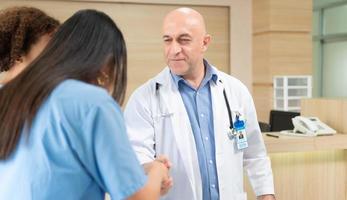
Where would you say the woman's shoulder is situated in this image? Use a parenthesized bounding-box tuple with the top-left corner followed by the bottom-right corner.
(39, 79, 121, 127)
(46, 79, 119, 116)
(52, 79, 112, 103)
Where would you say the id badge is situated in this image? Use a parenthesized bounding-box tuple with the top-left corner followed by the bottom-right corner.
(233, 114, 248, 150)
(235, 130, 248, 150)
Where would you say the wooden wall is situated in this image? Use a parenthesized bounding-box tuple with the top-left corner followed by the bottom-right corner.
(253, 0, 313, 122)
(0, 0, 231, 103)
(301, 98, 347, 134)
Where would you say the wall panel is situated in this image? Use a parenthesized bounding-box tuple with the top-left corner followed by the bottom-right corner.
(252, 0, 312, 122)
(0, 1, 229, 102)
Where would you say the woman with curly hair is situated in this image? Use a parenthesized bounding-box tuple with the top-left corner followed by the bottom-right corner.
(0, 6, 59, 85)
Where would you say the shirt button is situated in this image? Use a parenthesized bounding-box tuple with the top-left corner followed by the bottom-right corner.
(200, 113, 204, 117)
(211, 184, 216, 188)
(205, 137, 209, 141)
(209, 160, 213, 164)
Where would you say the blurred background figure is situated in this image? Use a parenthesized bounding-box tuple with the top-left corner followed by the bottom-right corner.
(0, 6, 60, 85)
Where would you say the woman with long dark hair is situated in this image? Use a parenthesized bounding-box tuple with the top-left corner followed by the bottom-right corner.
(0, 9, 171, 200)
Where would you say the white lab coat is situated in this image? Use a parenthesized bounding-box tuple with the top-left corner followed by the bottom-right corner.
(124, 66, 274, 200)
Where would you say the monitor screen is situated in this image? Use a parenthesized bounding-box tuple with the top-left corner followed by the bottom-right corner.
(269, 110, 300, 131)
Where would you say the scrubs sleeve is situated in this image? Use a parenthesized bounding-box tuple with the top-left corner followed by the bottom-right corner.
(76, 99, 147, 200)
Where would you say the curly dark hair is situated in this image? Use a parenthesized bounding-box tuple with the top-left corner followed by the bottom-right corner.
(0, 7, 59, 72)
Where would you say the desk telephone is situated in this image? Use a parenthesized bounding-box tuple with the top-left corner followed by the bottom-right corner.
(281, 116, 337, 136)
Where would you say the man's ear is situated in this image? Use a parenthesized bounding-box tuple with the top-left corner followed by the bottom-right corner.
(202, 34, 211, 52)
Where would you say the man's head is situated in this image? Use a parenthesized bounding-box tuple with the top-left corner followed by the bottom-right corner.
(162, 7, 211, 79)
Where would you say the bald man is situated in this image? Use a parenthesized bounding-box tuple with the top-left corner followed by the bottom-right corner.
(125, 8, 275, 200)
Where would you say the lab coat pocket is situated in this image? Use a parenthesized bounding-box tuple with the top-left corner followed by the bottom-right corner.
(153, 112, 174, 123)
(152, 112, 174, 138)
(152, 112, 176, 155)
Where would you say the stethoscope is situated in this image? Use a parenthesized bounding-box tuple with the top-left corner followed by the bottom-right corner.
(222, 86, 234, 131)
(220, 80, 242, 139)
(154, 80, 248, 149)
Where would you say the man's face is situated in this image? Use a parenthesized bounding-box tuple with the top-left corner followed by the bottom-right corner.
(162, 16, 209, 78)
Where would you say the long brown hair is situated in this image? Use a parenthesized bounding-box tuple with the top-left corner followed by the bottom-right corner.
(0, 9, 127, 159)
(0, 6, 59, 72)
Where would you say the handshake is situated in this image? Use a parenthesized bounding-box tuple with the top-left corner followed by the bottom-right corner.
(143, 155, 173, 196)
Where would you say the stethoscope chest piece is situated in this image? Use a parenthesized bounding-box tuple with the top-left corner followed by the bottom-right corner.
(227, 128, 236, 140)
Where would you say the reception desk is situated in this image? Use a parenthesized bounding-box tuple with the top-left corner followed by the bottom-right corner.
(245, 134, 347, 200)
(264, 133, 347, 153)
(245, 98, 347, 200)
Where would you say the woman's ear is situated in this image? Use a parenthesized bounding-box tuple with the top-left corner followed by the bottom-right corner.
(97, 66, 114, 95)
(96, 71, 109, 86)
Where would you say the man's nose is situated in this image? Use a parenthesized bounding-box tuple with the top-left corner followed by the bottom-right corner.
(170, 42, 182, 55)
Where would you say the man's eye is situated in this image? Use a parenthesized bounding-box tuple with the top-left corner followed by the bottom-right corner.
(180, 39, 190, 43)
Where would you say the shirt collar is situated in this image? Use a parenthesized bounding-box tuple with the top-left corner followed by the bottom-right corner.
(170, 59, 218, 89)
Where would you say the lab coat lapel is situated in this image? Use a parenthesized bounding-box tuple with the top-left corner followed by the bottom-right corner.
(210, 69, 239, 158)
(155, 68, 202, 199)
(211, 71, 245, 198)
(210, 76, 227, 161)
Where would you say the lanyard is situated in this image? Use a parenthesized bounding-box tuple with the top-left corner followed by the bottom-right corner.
(223, 88, 233, 130)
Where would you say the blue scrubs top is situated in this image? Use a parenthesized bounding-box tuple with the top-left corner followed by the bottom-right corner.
(0, 80, 147, 200)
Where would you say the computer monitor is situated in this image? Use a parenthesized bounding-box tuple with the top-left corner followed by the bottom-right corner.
(269, 110, 300, 132)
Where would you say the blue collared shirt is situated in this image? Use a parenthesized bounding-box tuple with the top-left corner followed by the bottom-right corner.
(171, 61, 219, 200)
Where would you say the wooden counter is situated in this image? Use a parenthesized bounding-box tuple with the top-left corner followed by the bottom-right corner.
(245, 132, 347, 200)
(263, 133, 347, 153)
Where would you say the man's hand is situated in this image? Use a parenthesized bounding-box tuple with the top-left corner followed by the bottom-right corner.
(257, 194, 276, 200)
(143, 155, 173, 196)
(155, 155, 173, 195)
